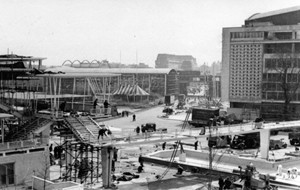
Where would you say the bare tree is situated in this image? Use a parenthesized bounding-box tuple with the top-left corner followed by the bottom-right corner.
(37, 152, 51, 190)
(263, 48, 300, 120)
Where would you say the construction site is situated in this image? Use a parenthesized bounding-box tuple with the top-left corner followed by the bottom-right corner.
(1, 54, 300, 190)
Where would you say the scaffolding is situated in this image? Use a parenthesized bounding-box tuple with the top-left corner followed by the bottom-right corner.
(59, 141, 102, 184)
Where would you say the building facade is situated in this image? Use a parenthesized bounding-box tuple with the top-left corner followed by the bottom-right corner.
(155, 54, 197, 70)
(222, 6, 300, 119)
(177, 70, 220, 98)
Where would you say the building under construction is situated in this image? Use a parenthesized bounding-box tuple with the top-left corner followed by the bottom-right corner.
(0, 55, 222, 189)
(0, 54, 116, 188)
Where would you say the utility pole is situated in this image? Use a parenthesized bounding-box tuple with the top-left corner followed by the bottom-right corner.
(208, 120, 213, 190)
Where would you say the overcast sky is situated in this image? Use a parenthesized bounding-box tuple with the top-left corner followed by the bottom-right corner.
(1, 0, 300, 67)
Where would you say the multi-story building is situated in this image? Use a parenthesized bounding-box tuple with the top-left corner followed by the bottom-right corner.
(222, 6, 300, 120)
(155, 54, 197, 70)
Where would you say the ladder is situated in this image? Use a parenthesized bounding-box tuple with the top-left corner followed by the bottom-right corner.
(181, 108, 191, 131)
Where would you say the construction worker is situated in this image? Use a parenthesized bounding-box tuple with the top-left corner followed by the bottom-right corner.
(135, 126, 140, 135)
(59, 101, 66, 112)
(194, 140, 198, 150)
(162, 142, 166, 150)
(138, 154, 144, 167)
(176, 165, 183, 175)
(93, 99, 98, 109)
(98, 128, 107, 140)
(103, 100, 110, 115)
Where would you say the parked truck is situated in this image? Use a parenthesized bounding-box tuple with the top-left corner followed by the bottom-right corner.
(188, 107, 219, 127)
(230, 132, 260, 149)
(289, 132, 300, 146)
(208, 135, 231, 148)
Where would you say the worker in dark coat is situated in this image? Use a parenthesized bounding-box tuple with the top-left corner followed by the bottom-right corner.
(59, 101, 66, 112)
(98, 128, 107, 140)
(223, 177, 232, 189)
(138, 154, 144, 167)
(194, 140, 198, 150)
(218, 176, 224, 190)
(162, 142, 166, 150)
(135, 126, 140, 135)
(93, 99, 98, 109)
(103, 100, 110, 115)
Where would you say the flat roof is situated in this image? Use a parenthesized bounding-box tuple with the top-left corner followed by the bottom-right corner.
(0, 57, 46, 61)
(37, 72, 120, 78)
(2, 92, 91, 100)
(45, 66, 175, 75)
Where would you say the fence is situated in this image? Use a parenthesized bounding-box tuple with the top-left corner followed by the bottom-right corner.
(0, 138, 48, 152)
(90, 108, 111, 115)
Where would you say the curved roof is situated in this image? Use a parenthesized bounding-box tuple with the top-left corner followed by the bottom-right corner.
(246, 6, 300, 21)
(45, 66, 176, 75)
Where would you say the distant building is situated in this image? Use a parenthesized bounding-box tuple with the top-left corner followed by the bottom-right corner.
(155, 54, 197, 70)
(177, 71, 220, 98)
(222, 6, 300, 120)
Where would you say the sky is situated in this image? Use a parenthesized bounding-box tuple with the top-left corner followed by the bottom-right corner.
(1, 0, 300, 67)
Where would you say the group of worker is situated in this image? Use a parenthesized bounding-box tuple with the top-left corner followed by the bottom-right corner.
(94, 99, 110, 115)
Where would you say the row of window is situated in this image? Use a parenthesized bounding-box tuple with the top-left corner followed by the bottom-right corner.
(232, 44, 261, 48)
(232, 61, 262, 65)
(232, 62, 261, 65)
(231, 67, 261, 70)
(230, 32, 264, 39)
(231, 88, 260, 92)
(231, 68, 261, 71)
(230, 91, 260, 94)
(262, 92, 300, 101)
(231, 50, 261, 54)
(265, 58, 300, 69)
(231, 48, 261, 52)
(231, 75, 260, 78)
(231, 57, 262, 60)
(230, 93, 260, 97)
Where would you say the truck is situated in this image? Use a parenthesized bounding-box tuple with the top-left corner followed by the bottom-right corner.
(141, 123, 156, 132)
(208, 135, 230, 148)
(230, 132, 260, 149)
(188, 107, 219, 127)
(269, 139, 287, 150)
(289, 132, 300, 146)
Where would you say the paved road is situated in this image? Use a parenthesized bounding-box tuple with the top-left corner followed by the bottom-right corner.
(102, 105, 185, 133)
(98, 106, 298, 160)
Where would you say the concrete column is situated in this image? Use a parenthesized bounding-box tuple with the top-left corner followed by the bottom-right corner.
(1, 119, 4, 144)
(260, 129, 270, 160)
(101, 146, 114, 188)
(40, 125, 50, 145)
(164, 74, 167, 96)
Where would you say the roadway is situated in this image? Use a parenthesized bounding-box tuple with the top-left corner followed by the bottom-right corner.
(99, 105, 300, 161)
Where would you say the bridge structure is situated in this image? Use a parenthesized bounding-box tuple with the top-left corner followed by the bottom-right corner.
(58, 117, 300, 188)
